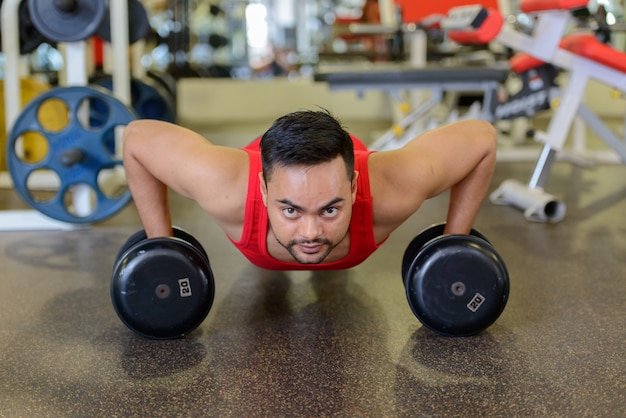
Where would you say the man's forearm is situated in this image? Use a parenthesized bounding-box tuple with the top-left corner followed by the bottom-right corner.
(444, 127, 497, 235)
(123, 123, 174, 238)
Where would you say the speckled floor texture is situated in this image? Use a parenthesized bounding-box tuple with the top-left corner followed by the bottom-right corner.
(1, 122, 625, 417)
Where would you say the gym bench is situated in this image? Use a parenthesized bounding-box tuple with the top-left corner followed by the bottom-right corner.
(444, 0, 626, 222)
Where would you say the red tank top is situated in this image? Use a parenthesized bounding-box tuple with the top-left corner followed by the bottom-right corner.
(227, 136, 386, 270)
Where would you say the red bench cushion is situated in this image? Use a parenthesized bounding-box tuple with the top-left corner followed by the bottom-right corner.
(520, 0, 589, 13)
(447, 8, 504, 44)
(560, 33, 626, 73)
(509, 53, 547, 73)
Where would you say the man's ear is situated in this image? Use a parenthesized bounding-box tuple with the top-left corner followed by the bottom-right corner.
(259, 172, 268, 206)
(351, 170, 359, 202)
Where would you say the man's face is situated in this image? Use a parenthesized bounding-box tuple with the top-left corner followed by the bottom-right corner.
(260, 156, 358, 264)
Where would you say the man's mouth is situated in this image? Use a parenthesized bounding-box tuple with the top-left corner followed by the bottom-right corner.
(298, 244, 323, 254)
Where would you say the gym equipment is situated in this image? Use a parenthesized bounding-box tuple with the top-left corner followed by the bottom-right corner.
(114, 227, 209, 263)
(442, 0, 626, 222)
(402, 223, 509, 337)
(315, 63, 509, 150)
(111, 227, 215, 340)
(96, 0, 150, 45)
(27, 0, 106, 43)
(6, 85, 136, 223)
(0, 0, 47, 54)
(91, 75, 176, 123)
(146, 70, 177, 107)
(0, 0, 133, 231)
(314, 52, 559, 152)
(490, 179, 566, 222)
(0, 78, 54, 170)
(207, 33, 229, 49)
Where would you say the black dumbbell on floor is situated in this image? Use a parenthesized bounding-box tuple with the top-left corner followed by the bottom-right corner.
(111, 227, 215, 339)
(402, 223, 510, 337)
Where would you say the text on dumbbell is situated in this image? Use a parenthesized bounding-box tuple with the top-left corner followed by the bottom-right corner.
(178, 278, 192, 297)
(467, 293, 485, 312)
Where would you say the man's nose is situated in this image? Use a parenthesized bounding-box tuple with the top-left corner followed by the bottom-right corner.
(299, 216, 322, 240)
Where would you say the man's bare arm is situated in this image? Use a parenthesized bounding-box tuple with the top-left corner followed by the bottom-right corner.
(370, 119, 497, 237)
(122, 120, 249, 239)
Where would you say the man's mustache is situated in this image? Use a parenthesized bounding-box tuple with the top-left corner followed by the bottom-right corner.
(289, 238, 331, 246)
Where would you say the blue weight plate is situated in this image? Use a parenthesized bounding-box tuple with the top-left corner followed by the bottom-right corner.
(6, 85, 136, 224)
(28, 0, 106, 43)
(111, 237, 215, 339)
(405, 235, 509, 337)
(401, 223, 490, 282)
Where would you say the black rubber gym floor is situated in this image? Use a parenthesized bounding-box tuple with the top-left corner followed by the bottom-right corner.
(1, 135, 625, 416)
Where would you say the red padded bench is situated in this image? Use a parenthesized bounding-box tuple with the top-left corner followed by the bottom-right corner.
(560, 33, 626, 73)
(520, 0, 589, 12)
(508, 34, 626, 74)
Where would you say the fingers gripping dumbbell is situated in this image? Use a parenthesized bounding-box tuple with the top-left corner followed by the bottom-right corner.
(402, 223, 510, 337)
(111, 227, 215, 339)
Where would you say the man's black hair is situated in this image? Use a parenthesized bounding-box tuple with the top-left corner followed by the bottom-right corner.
(259, 109, 354, 182)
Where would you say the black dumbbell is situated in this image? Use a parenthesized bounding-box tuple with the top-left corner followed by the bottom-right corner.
(111, 227, 215, 339)
(402, 223, 509, 337)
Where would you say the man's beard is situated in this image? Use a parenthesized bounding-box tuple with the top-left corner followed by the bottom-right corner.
(277, 237, 336, 264)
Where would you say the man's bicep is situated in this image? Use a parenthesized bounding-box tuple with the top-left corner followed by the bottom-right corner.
(399, 124, 489, 197)
(369, 149, 438, 213)
(177, 146, 250, 216)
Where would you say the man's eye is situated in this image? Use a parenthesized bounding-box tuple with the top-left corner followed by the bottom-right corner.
(282, 207, 299, 218)
(323, 207, 339, 217)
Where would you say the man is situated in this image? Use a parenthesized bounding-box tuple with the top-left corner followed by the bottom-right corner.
(123, 110, 496, 270)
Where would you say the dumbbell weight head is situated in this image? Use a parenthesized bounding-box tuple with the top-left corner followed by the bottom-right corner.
(114, 226, 208, 262)
(111, 228, 215, 339)
(401, 223, 489, 281)
(402, 223, 509, 337)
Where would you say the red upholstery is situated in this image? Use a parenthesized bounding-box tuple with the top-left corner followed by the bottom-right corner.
(447, 8, 504, 44)
(560, 33, 626, 73)
(520, 0, 589, 13)
(509, 53, 546, 73)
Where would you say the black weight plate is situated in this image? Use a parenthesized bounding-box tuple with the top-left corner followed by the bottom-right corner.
(401, 223, 490, 282)
(111, 237, 215, 339)
(405, 235, 509, 337)
(0, 1, 48, 54)
(91, 76, 176, 123)
(114, 226, 208, 263)
(146, 70, 177, 101)
(115, 229, 149, 263)
(172, 228, 209, 263)
(96, 0, 150, 45)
